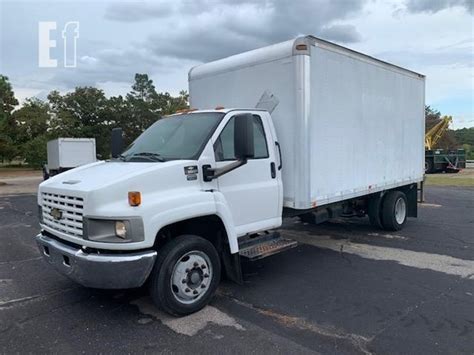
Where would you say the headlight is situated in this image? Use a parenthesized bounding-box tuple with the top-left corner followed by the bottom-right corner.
(115, 221, 127, 239)
(83, 217, 144, 243)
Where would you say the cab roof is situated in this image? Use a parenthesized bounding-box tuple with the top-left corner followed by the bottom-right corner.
(168, 108, 266, 116)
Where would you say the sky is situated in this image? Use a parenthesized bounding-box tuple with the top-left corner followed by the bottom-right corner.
(0, 0, 473, 128)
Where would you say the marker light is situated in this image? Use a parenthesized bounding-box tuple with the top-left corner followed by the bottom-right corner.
(215, 106, 225, 110)
(115, 221, 127, 239)
(128, 191, 141, 206)
(295, 44, 307, 50)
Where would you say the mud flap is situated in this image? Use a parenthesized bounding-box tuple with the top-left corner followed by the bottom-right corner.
(221, 245, 243, 285)
(368, 193, 384, 229)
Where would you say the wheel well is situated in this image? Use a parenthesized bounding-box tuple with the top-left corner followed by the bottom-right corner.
(154, 215, 228, 252)
(396, 184, 418, 217)
(367, 184, 417, 218)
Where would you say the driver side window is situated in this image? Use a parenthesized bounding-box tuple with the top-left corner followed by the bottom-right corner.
(214, 114, 269, 162)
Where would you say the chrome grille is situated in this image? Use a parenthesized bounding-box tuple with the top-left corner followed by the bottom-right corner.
(41, 192, 84, 237)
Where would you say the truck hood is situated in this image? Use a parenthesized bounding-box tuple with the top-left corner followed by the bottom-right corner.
(39, 160, 196, 194)
(38, 159, 206, 239)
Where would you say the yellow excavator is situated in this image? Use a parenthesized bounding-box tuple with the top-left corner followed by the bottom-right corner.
(425, 116, 465, 173)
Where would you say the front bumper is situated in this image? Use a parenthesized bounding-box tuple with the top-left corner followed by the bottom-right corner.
(36, 233, 157, 289)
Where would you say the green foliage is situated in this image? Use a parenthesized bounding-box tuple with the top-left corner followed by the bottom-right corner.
(13, 98, 50, 144)
(0, 74, 19, 122)
(48, 87, 112, 158)
(454, 127, 474, 146)
(461, 144, 474, 160)
(22, 135, 48, 168)
(425, 106, 474, 152)
(0, 73, 189, 165)
(0, 75, 20, 162)
(124, 74, 162, 145)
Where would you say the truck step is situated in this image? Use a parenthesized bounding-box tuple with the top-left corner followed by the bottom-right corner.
(239, 233, 297, 261)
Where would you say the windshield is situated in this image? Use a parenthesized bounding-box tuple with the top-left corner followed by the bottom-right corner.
(121, 112, 224, 162)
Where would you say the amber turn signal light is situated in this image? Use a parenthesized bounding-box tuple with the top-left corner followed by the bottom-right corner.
(128, 191, 141, 206)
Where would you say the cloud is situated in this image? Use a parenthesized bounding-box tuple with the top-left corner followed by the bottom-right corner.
(319, 24, 362, 43)
(47, 46, 193, 89)
(405, 0, 473, 14)
(377, 49, 472, 70)
(104, 2, 173, 22)
(106, 0, 368, 62)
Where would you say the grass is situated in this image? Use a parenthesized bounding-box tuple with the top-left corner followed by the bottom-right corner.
(425, 169, 474, 187)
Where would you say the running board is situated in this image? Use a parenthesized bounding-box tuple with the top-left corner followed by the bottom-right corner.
(238, 232, 298, 261)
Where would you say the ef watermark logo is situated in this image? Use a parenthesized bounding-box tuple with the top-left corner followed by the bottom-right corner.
(38, 21, 79, 68)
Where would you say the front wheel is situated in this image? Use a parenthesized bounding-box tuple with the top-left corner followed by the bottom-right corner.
(149, 235, 221, 316)
(381, 191, 407, 231)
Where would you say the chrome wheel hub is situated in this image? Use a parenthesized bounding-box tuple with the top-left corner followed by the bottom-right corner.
(171, 250, 212, 304)
(394, 197, 406, 225)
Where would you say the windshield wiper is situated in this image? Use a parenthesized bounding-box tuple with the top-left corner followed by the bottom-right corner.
(127, 152, 166, 162)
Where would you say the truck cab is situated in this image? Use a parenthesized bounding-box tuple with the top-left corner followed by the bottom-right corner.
(36, 109, 285, 315)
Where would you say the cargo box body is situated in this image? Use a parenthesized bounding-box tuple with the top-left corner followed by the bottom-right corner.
(47, 138, 96, 170)
(189, 36, 425, 210)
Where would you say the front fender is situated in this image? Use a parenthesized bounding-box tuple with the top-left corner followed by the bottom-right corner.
(146, 190, 239, 253)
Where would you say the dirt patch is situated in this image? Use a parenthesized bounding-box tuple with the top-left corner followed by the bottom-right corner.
(0, 175, 42, 195)
(0, 168, 42, 179)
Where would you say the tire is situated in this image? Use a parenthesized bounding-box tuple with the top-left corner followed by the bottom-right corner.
(42, 167, 49, 180)
(149, 235, 221, 316)
(425, 159, 434, 174)
(368, 195, 383, 229)
(381, 191, 407, 231)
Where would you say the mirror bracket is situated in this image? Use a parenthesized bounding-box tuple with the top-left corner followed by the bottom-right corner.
(203, 160, 247, 182)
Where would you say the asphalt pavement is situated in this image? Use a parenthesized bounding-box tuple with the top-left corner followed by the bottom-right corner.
(0, 186, 473, 354)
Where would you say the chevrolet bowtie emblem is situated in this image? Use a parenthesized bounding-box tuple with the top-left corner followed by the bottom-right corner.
(50, 208, 63, 220)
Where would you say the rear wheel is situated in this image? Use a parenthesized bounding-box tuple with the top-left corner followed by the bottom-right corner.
(368, 195, 383, 229)
(381, 191, 407, 231)
(149, 235, 221, 316)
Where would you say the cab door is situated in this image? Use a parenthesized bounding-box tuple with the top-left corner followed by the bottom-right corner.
(211, 111, 282, 235)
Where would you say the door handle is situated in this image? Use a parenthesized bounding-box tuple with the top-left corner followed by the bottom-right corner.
(275, 142, 282, 170)
(270, 162, 276, 178)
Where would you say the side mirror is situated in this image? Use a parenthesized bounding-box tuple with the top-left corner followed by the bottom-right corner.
(203, 113, 255, 182)
(111, 128, 123, 158)
(234, 113, 254, 160)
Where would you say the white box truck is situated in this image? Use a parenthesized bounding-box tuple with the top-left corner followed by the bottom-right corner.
(44, 138, 96, 179)
(35, 36, 425, 316)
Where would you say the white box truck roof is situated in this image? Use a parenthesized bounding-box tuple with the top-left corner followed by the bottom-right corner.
(189, 35, 425, 210)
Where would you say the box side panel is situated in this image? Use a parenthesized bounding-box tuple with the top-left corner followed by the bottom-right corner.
(309, 45, 425, 206)
(59, 140, 97, 168)
(189, 57, 298, 206)
(47, 139, 60, 170)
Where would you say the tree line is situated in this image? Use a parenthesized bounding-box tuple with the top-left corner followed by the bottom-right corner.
(1, 74, 473, 167)
(425, 106, 474, 159)
(0, 74, 188, 167)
